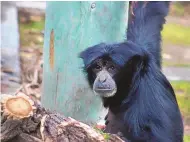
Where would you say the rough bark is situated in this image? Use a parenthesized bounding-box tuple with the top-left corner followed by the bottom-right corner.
(1, 93, 124, 142)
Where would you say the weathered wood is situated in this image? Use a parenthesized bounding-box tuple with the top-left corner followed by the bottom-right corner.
(42, 1, 129, 124)
(1, 93, 124, 142)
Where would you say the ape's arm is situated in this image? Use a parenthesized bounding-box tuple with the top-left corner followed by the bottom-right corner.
(127, 2, 170, 68)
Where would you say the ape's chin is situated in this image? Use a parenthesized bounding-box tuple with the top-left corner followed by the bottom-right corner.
(93, 88, 117, 98)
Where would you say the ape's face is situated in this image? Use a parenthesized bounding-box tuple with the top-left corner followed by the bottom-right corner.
(89, 57, 120, 98)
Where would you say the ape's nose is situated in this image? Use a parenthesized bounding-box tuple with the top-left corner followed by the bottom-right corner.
(99, 73, 107, 83)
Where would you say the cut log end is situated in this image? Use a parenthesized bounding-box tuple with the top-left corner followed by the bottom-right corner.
(1, 92, 36, 119)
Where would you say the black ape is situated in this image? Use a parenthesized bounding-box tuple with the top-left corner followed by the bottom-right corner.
(80, 2, 184, 142)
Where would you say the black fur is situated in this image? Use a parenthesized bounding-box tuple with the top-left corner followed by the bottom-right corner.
(80, 2, 184, 142)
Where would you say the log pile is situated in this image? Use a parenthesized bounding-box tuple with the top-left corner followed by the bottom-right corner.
(1, 92, 124, 142)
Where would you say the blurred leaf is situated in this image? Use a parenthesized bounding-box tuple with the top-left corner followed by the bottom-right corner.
(162, 23, 190, 46)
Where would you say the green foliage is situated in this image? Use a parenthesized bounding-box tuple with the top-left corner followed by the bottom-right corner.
(19, 20, 45, 47)
(184, 135, 190, 142)
(162, 23, 190, 46)
(20, 20, 45, 31)
(93, 126, 110, 140)
(172, 2, 185, 17)
(171, 81, 190, 117)
(171, 81, 190, 141)
(163, 63, 190, 67)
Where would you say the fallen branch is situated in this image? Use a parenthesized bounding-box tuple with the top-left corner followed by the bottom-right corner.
(1, 93, 124, 142)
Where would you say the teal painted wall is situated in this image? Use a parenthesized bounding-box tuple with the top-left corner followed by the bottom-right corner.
(42, 1, 129, 124)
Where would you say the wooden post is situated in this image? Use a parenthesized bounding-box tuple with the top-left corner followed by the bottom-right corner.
(42, 1, 129, 124)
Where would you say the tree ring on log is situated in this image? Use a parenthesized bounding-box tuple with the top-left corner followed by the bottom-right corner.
(1, 92, 36, 119)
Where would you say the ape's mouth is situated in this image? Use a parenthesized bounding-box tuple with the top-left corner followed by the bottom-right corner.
(95, 89, 113, 91)
(94, 88, 117, 98)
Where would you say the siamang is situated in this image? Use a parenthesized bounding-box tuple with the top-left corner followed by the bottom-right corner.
(79, 2, 184, 142)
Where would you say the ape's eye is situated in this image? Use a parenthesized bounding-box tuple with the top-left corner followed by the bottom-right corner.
(95, 65, 101, 70)
(109, 65, 115, 70)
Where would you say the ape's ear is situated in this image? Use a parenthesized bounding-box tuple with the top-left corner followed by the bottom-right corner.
(125, 53, 150, 74)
